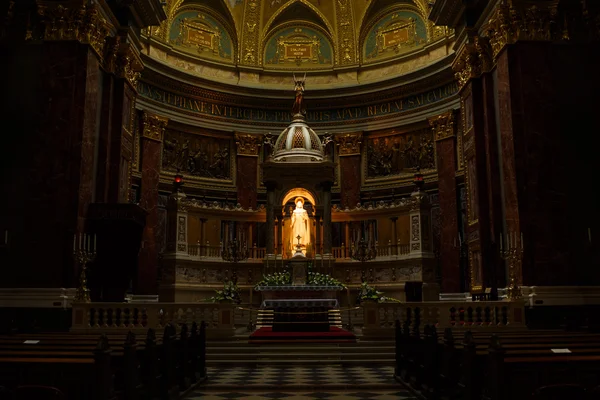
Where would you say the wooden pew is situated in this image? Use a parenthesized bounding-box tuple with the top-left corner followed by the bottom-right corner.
(0, 321, 208, 400)
(394, 319, 600, 400)
(0, 334, 115, 400)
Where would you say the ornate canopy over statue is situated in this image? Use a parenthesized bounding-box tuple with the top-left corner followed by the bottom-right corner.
(272, 75, 324, 163)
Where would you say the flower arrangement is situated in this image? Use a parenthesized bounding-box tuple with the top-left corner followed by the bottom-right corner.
(255, 271, 291, 287)
(357, 282, 402, 304)
(308, 271, 346, 288)
(207, 280, 241, 304)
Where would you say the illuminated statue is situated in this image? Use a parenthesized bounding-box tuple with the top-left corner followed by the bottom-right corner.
(292, 73, 306, 117)
(291, 197, 310, 254)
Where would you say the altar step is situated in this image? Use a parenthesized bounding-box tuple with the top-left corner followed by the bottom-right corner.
(205, 341, 395, 365)
(255, 309, 343, 329)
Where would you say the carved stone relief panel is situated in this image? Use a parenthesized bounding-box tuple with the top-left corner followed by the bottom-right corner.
(365, 128, 434, 179)
(162, 129, 232, 180)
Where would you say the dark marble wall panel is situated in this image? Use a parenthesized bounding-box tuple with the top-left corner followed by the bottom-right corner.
(138, 136, 162, 294)
(339, 155, 361, 209)
(435, 137, 461, 293)
(237, 156, 258, 208)
(0, 43, 100, 288)
(496, 42, 600, 286)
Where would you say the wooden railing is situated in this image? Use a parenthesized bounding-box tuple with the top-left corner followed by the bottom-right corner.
(71, 302, 236, 338)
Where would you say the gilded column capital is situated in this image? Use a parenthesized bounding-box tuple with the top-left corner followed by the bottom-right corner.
(142, 112, 168, 142)
(235, 133, 262, 156)
(429, 110, 456, 142)
(116, 46, 143, 89)
(36, 2, 110, 59)
(485, 0, 559, 60)
(335, 132, 362, 156)
(452, 42, 481, 91)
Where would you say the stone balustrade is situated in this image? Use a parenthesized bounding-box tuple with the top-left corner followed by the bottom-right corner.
(361, 300, 526, 337)
(71, 300, 526, 338)
(71, 302, 236, 338)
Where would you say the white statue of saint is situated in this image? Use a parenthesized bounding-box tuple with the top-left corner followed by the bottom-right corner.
(291, 197, 310, 253)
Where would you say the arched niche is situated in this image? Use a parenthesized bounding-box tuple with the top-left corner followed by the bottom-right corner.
(361, 7, 428, 64)
(263, 24, 334, 68)
(169, 7, 236, 63)
(280, 188, 318, 207)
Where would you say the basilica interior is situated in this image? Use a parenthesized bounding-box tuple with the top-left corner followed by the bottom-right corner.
(1, 0, 600, 399)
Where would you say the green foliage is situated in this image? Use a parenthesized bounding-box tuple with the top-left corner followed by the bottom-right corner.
(207, 280, 241, 304)
(357, 282, 402, 304)
(255, 271, 291, 287)
(307, 271, 346, 288)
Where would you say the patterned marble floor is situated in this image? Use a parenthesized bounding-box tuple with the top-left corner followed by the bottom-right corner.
(185, 366, 418, 400)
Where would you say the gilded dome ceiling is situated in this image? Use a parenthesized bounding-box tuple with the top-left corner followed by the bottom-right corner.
(142, 0, 452, 89)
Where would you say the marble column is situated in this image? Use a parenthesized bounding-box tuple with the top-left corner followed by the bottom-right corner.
(200, 218, 207, 255)
(344, 222, 351, 257)
(235, 134, 261, 209)
(137, 112, 168, 295)
(315, 215, 321, 255)
(453, 38, 494, 294)
(430, 110, 461, 293)
(336, 133, 363, 209)
(390, 217, 398, 256)
(276, 215, 283, 256)
(266, 184, 276, 255)
(322, 183, 333, 254)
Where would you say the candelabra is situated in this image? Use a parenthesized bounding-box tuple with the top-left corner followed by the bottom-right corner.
(222, 238, 249, 263)
(73, 234, 97, 303)
(500, 234, 523, 300)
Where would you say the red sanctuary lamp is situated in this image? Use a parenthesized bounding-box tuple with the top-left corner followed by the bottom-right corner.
(173, 169, 184, 192)
(413, 167, 424, 191)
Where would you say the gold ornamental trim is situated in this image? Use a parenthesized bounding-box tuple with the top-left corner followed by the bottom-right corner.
(240, 0, 261, 65)
(36, 2, 110, 60)
(485, 0, 559, 60)
(142, 112, 169, 142)
(335, 132, 362, 156)
(116, 46, 144, 90)
(235, 133, 262, 156)
(336, 0, 357, 65)
(429, 110, 456, 142)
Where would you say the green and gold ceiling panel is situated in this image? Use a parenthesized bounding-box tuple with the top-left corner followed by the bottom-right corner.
(264, 24, 333, 68)
(362, 8, 428, 64)
(169, 6, 237, 63)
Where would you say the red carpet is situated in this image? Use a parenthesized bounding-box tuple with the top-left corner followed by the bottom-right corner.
(249, 326, 356, 343)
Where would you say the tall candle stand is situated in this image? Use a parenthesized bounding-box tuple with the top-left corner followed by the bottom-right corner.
(500, 243, 523, 300)
(73, 245, 96, 303)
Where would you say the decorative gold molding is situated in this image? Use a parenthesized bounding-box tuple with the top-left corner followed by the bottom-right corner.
(335, 132, 362, 156)
(429, 110, 455, 141)
(336, 0, 357, 65)
(452, 35, 494, 91)
(116, 46, 144, 89)
(485, 0, 559, 60)
(235, 133, 262, 156)
(142, 112, 169, 142)
(240, 0, 261, 65)
(36, 2, 110, 59)
(452, 42, 480, 91)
